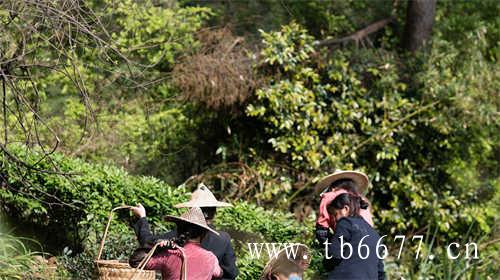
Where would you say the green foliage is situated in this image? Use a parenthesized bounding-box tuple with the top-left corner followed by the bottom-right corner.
(259, 23, 315, 70)
(108, 0, 212, 68)
(186, 0, 391, 38)
(218, 202, 308, 243)
(1, 145, 188, 250)
(0, 233, 38, 279)
(58, 250, 95, 280)
(1, 0, 498, 278)
(0, 0, 213, 185)
(245, 20, 498, 255)
(0, 145, 310, 278)
(247, 23, 415, 197)
(0, 229, 67, 279)
(388, 225, 500, 279)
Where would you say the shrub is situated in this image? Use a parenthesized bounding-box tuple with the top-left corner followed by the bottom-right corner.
(245, 22, 498, 247)
(0, 144, 311, 277)
(0, 227, 67, 280)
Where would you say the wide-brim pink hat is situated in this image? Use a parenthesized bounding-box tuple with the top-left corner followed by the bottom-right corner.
(164, 207, 219, 236)
(174, 183, 232, 208)
(314, 170, 370, 195)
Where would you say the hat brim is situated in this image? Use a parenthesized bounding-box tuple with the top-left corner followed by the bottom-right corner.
(260, 244, 309, 280)
(314, 171, 369, 195)
(174, 201, 233, 208)
(164, 215, 219, 236)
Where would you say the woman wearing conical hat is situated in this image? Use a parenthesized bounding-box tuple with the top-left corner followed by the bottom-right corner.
(131, 183, 238, 279)
(314, 170, 385, 279)
(143, 206, 222, 279)
(314, 170, 374, 246)
(260, 244, 310, 280)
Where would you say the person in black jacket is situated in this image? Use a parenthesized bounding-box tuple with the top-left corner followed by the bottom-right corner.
(313, 170, 374, 248)
(324, 193, 385, 280)
(131, 184, 239, 280)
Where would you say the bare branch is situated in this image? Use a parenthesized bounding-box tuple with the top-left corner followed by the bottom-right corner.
(315, 17, 394, 49)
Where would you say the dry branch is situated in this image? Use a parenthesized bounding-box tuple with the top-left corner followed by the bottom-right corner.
(0, 0, 136, 206)
(315, 17, 394, 48)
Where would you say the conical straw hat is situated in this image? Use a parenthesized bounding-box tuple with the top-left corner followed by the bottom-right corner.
(164, 207, 219, 236)
(314, 170, 370, 195)
(260, 244, 310, 280)
(174, 183, 232, 208)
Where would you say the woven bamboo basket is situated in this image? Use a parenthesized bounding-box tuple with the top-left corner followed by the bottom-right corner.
(94, 206, 156, 280)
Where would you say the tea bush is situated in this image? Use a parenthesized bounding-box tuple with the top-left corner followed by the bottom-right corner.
(0, 144, 311, 277)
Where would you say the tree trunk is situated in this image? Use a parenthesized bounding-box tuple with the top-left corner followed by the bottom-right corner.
(403, 0, 437, 52)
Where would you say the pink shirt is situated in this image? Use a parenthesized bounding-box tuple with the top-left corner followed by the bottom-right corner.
(316, 189, 374, 229)
(145, 242, 222, 280)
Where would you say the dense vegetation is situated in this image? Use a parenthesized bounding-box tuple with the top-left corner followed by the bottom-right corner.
(1, 145, 310, 278)
(0, 0, 498, 279)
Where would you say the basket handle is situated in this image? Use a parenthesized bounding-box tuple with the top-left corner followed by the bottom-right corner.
(96, 205, 132, 261)
(96, 206, 188, 280)
(180, 247, 187, 280)
(131, 243, 187, 280)
(136, 243, 159, 271)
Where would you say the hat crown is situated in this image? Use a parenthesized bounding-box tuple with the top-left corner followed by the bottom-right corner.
(165, 206, 219, 236)
(180, 207, 208, 227)
(174, 183, 232, 208)
(190, 183, 218, 202)
(260, 244, 309, 280)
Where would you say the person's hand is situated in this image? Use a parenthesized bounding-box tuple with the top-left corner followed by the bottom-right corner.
(130, 203, 146, 218)
(157, 239, 175, 249)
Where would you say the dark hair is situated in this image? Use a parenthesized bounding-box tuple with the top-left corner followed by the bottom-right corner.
(201, 207, 217, 220)
(174, 221, 207, 247)
(329, 178, 359, 193)
(327, 193, 369, 217)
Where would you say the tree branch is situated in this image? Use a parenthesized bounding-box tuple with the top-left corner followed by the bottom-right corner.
(315, 17, 394, 48)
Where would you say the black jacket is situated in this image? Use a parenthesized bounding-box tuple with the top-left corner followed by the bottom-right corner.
(325, 216, 385, 280)
(133, 217, 238, 280)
